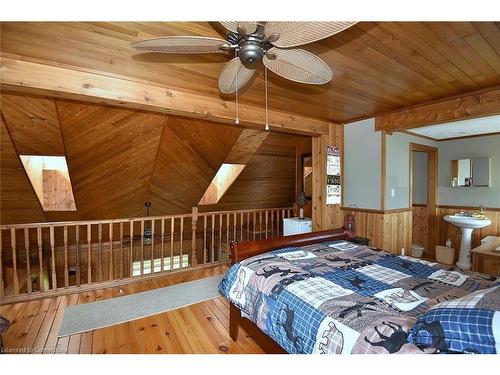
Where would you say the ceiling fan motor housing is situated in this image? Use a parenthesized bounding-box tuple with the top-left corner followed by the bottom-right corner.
(239, 37, 265, 68)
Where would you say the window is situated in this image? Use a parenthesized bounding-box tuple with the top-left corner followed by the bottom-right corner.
(198, 163, 246, 205)
(20, 155, 77, 211)
(132, 255, 189, 276)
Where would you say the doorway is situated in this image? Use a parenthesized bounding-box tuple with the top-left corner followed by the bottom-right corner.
(409, 143, 438, 259)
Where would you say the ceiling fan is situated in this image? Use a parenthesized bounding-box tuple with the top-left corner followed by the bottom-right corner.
(129, 22, 357, 94)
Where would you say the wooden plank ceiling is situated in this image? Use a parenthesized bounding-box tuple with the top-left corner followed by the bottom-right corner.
(0, 93, 308, 224)
(1, 22, 499, 123)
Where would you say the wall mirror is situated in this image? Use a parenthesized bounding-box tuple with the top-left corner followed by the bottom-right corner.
(302, 153, 312, 199)
(451, 157, 491, 187)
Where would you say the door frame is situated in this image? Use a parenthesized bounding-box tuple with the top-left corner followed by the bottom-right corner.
(409, 143, 438, 258)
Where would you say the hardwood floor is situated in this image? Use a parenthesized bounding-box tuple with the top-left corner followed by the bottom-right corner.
(0, 264, 264, 354)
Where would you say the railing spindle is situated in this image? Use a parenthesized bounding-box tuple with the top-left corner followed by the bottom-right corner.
(203, 215, 207, 264)
(233, 212, 237, 244)
(276, 210, 280, 236)
(10, 228, 19, 295)
(180, 216, 184, 268)
(75, 225, 80, 287)
(98, 223, 103, 282)
(0, 230, 4, 298)
(170, 218, 175, 271)
(226, 213, 230, 249)
(265, 211, 269, 239)
(240, 212, 243, 242)
(37, 227, 44, 292)
(109, 222, 114, 281)
(160, 219, 165, 272)
(87, 224, 92, 285)
(49, 226, 56, 290)
(119, 222, 124, 279)
(129, 221, 134, 278)
(218, 214, 223, 261)
(63, 226, 69, 288)
(259, 211, 262, 240)
(140, 220, 144, 276)
(24, 228, 32, 294)
(191, 208, 198, 267)
(150, 219, 155, 273)
(211, 214, 215, 263)
(253, 212, 256, 241)
(271, 210, 274, 238)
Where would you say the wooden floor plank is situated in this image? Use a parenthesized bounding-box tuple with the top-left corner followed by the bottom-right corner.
(0, 264, 267, 354)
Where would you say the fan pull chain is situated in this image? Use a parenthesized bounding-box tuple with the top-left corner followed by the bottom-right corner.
(264, 66, 270, 131)
(235, 50, 240, 125)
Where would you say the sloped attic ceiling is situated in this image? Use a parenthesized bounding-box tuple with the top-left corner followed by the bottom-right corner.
(1, 92, 308, 224)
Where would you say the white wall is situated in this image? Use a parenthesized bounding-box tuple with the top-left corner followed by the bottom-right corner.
(343, 118, 381, 209)
(439, 134, 500, 208)
(412, 151, 428, 205)
(385, 132, 437, 209)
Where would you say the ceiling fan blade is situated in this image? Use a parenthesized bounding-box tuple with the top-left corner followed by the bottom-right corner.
(264, 22, 357, 48)
(219, 22, 258, 35)
(263, 48, 333, 85)
(130, 36, 230, 54)
(219, 57, 255, 94)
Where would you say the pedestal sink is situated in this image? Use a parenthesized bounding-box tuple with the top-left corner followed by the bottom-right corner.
(443, 214, 492, 270)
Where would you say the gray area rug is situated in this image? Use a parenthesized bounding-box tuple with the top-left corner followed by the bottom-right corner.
(58, 275, 223, 337)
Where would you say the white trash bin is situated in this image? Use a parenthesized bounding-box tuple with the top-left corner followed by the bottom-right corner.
(411, 244, 424, 258)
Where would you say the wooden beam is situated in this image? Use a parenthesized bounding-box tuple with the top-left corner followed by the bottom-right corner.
(0, 56, 331, 136)
(375, 86, 500, 131)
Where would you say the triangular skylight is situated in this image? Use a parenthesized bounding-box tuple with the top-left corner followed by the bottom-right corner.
(20, 155, 77, 211)
(199, 163, 246, 205)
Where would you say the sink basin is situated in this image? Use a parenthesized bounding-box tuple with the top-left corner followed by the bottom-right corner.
(443, 214, 492, 270)
(443, 214, 492, 229)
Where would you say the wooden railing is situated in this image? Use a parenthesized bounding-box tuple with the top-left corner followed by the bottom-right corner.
(0, 206, 294, 304)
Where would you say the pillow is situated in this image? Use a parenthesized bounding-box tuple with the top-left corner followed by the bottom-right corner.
(407, 285, 500, 354)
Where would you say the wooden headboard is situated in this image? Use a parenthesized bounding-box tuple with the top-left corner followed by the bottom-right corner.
(229, 227, 354, 264)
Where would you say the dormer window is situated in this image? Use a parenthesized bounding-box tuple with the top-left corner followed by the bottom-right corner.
(198, 163, 245, 205)
(19, 155, 77, 211)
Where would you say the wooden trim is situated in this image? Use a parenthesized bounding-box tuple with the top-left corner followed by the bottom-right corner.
(437, 131, 500, 142)
(0, 57, 332, 136)
(381, 130, 387, 210)
(402, 130, 500, 143)
(375, 86, 500, 132)
(340, 124, 345, 208)
(400, 130, 438, 142)
(409, 142, 439, 257)
(230, 228, 352, 264)
(339, 206, 413, 214)
(436, 205, 500, 211)
(412, 203, 428, 208)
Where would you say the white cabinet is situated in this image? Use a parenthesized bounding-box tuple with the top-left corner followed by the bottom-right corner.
(283, 217, 312, 236)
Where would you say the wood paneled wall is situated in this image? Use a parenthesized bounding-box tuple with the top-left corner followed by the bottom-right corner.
(412, 205, 429, 250)
(342, 208, 412, 255)
(312, 124, 343, 231)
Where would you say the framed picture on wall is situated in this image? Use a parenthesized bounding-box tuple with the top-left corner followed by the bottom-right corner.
(326, 146, 341, 205)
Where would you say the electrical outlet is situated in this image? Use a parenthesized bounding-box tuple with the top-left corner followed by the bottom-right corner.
(390, 188, 396, 198)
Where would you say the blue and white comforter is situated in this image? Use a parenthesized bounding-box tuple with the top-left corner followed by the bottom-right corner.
(218, 241, 498, 354)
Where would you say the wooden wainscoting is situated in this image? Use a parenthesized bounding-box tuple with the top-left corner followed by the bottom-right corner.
(341, 208, 412, 255)
(412, 205, 429, 250)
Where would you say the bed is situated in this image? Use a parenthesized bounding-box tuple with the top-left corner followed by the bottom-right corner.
(219, 228, 499, 354)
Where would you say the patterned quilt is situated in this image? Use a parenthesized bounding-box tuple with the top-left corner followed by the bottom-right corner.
(218, 240, 499, 354)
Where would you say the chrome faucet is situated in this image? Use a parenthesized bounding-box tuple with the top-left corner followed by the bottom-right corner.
(479, 205, 484, 215)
